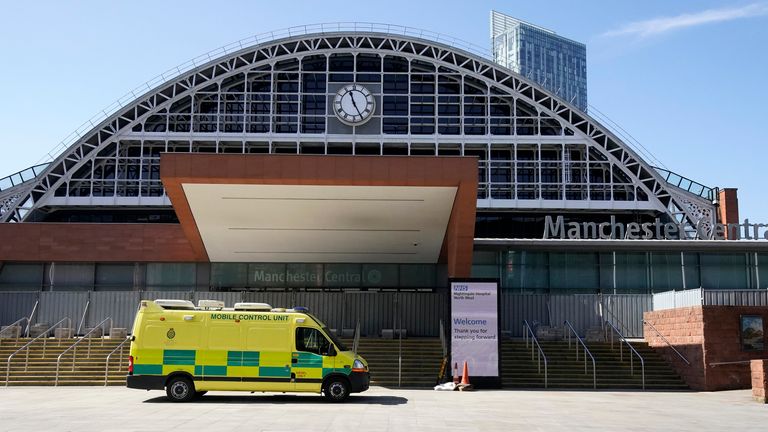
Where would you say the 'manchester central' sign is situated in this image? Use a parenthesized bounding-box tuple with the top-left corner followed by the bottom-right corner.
(543, 215, 768, 240)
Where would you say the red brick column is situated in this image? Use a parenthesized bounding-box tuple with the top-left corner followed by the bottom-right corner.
(751, 359, 768, 403)
(717, 188, 739, 239)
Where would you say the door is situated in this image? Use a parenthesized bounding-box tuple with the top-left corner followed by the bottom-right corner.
(293, 327, 333, 392)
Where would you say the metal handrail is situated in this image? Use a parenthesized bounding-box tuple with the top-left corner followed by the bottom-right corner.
(439, 319, 447, 358)
(55, 317, 112, 386)
(522, 319, 548, 388)
(563, 320, 596, 389)
(0, 317, 29, 338)
(604, 320, 645, 390)
(601, 302, 633, 337)
(352, 321, 361, 355)
(25, 301, 39, 337)
(103, 336, 131, 386)
(5, 317, 72, 387)
(76, 300, 90, 336)
(643, 319, 691, 365)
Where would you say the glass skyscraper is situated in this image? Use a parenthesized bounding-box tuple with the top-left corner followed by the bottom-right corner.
(491, 11, 587, 111)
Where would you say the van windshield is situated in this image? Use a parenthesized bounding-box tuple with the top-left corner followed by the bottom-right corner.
(323, 327, 348, 352)
(307, 313, 348, 351)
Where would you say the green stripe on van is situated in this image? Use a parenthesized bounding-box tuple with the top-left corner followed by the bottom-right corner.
(259, 366, 290, 378)
(163, 349, 195, 365)
(134, 364, 163, 375)
(227, 351, 260, 367)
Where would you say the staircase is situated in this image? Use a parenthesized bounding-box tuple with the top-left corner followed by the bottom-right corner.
(346, 338, 444, 388)
(0, 337, 129, 386)
(502, 339, 688, 390)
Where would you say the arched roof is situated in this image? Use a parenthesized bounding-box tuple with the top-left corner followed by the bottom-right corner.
(0, 28, 715, 237)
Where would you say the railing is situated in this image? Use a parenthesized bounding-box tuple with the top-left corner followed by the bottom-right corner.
(643, 320, 691, 366)
(439, 319, 447, 359)
(0, 317, 30, 339)
(352, 321, 361, 355)
(602, 302, 634, 339)
(563, 320, 596, 389)
(25, 301, 39, 337)
(5, 317, 72, 387)
(0, 163, 50, 192)
(76, 300, 90, 336)
(55, 317, 112, 386)
(522, 319, 548, 388)
(604, 320, 645, 390)
(104, 336, 132, 386)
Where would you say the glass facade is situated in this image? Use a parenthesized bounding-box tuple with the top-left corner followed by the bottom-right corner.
(491, 11, 587, 111)
(0, 252, 765, 293)
(38, 51, 649, 211)
(471, 250, 768, 293)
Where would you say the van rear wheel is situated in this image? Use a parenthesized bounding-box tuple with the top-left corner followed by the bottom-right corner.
(166, 376, 195, 402)
(323, 377, 350, 402)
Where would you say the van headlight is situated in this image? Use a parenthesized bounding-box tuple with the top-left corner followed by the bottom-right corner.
(352, 359, 367, 372)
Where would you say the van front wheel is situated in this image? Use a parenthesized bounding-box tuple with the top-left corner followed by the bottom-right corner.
(166, 376, 195, 402)
(323, 377, 350, 403)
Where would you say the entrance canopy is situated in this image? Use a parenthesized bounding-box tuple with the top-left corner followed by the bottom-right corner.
(161, 154, 478, 277)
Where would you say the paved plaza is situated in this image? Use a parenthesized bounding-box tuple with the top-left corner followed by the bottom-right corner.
(0, 386, 765, 431)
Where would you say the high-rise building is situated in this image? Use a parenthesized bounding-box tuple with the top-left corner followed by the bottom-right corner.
(491, 10, 588, 111)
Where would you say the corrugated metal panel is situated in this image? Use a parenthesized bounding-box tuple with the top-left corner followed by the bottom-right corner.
(38, 292, 88, 330)
(653, 289, 702, 311)
(399, 291, 449, 337)
(295, 292, 345, 332)
(87, 292, 141, 331)
(550, 294, 602, 336)
(500, 293, 549, 337)
(342, 292, 393, 337)
(677, 289, 703, 308)
(140, 291, 194, 301)
(604, 294, 652, 338)
(703, 290, 768, 306)
(0, 292, 39, 327)
(652, 291, 676, 311)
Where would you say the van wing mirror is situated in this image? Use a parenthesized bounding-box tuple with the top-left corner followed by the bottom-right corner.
(326, 345, 337, 357)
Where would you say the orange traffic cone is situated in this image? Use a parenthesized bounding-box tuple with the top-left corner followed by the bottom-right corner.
(452, 362, 459, 384)
(461, 361, 471, 385)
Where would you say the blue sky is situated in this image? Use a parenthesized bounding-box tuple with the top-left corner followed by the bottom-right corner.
(0, 0, 766, 218)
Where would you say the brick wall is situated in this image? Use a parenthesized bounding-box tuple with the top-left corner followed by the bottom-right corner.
(751, 359, 768, 403)
(645, 306, 768, 391)
(644, 307, 706, 389)
(0, 223, 204, 262)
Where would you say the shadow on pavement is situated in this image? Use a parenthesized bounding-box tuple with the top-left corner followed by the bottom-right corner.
(143, 394, 408, 405)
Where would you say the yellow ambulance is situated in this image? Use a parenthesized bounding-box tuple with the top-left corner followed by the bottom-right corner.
(126, 299, 369, 402)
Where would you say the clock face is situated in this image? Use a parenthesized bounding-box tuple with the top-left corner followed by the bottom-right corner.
(333, 84, 375, 126)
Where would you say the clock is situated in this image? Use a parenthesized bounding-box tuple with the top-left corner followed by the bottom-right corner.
(333, 84, 375, 126)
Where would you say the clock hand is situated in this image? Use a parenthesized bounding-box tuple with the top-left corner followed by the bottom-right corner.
(349, 91, 363, 116)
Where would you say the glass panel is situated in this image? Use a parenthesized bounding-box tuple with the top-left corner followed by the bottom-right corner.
(549, 252, 598, 291)
(146, 263, 195, 290)
(700, 253, 748, 289)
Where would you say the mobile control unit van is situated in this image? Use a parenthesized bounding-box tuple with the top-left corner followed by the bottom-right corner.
(126, 299, 369, 402)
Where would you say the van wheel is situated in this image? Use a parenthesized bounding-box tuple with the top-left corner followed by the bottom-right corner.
(323, 378, 350, 402)
(166, 376, 195, 402)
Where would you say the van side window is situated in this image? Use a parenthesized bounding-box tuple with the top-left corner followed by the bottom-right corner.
(295, 327, 331, 355)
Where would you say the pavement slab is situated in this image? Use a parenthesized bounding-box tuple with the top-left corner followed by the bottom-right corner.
(0, 386, 765, 432)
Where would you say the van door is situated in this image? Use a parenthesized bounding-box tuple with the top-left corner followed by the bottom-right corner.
(293, 327, 333, 392)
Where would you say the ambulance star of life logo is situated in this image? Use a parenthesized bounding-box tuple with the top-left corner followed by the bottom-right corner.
(167, 328, 176, 339)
